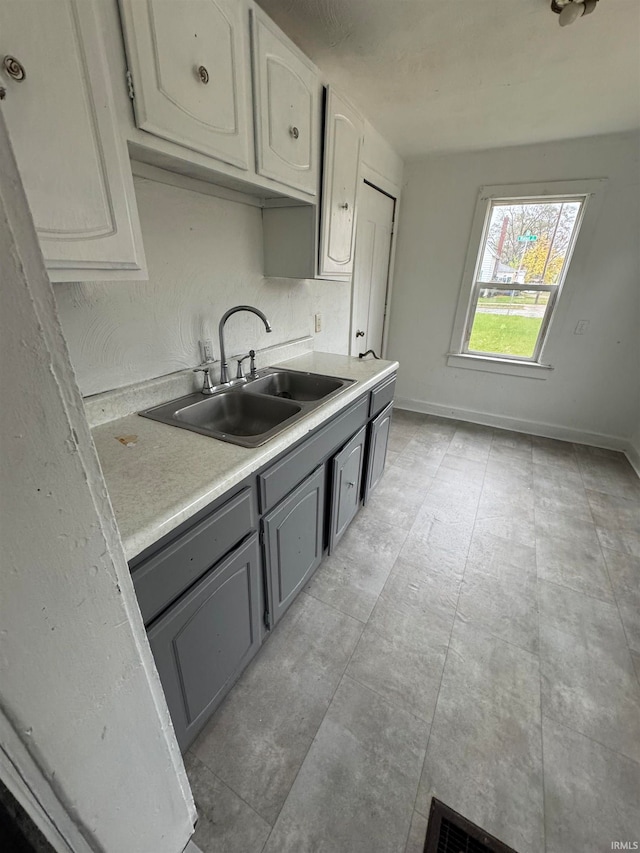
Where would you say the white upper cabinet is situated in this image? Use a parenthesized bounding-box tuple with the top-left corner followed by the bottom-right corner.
(0, 0, 145, 281)
(250, 7, 319, 196)
(262, 87, 364, 281)
(318, 87, 363, 279)
(119, 0, 252, 170)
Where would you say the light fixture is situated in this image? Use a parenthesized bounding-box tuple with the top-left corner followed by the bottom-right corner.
(551, 0, 599, 27)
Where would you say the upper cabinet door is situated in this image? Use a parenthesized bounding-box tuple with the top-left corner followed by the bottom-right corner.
(119, 0, 251, 170)
(0, 0, 145, 280)
(250, 8, 319, 196)
(318, 87, 363, 279)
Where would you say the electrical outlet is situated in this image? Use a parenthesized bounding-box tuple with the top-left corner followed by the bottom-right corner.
(574, 320, 589, 335)
(199, 338, 215, 362)
(314, 313, 322, 333)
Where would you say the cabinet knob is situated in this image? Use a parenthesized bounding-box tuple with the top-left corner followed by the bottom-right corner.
(289, 125, 299, 139)
(197, 65, 209, 84)
(340, 202, 349, 210)
(346, 481, 355, 488)
(3, 55, 26, 82)
(355, 330, 365, 338)
(0, 87, 6, 101)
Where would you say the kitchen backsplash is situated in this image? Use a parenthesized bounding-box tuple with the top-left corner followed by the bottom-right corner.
(82, 336, 314, 428)
(54, 175, 351, 398)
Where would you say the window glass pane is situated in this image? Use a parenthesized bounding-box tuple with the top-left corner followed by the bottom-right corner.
(478, 200, 582, 285)
(469, 290, 551, 358)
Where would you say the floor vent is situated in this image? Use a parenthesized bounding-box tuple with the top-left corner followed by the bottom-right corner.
(424, 799, 519, 853)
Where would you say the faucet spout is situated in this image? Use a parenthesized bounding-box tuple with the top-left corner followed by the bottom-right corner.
(218, 305, 272, 384)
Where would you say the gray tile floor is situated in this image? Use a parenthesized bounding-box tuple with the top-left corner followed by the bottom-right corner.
(188, 411, 640, 853)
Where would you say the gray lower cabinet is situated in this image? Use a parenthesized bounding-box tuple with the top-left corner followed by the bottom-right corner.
(364, 402, 393, 503)
(329, 425, 367, 553)
(135, 374, 396, 752)
(263, 465, 325, 627)
(147, 533, 261, 750)
(132, 486, 256, 626)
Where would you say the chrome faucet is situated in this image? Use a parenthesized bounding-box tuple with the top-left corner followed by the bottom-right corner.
(218, 305, 272, 384)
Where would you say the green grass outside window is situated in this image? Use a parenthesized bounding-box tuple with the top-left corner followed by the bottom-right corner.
(468, 313, 542, 358)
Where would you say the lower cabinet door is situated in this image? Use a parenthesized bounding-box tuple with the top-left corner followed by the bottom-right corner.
(329, 426, 367, 553)
(147, 533, 261, 751)
(263, 466, 325, 627)
(364, 402, 393, 504)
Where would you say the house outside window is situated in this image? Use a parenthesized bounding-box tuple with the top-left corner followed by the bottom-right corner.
(448, 179, 606, 378)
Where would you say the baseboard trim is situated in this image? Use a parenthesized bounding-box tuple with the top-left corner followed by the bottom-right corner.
(625, 443, 640, 478)
(394, 396, 628, 451)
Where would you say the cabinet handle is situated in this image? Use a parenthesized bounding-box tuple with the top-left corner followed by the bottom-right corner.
(340, 202, 349, 210)
(289, 125, 299, 139)
(3, 55, 26, 82)
(197, 65, 209, 84)
(0, 87, 6, 100)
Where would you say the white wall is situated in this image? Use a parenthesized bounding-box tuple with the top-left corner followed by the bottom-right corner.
(388, 131, 640, 445)
(55, 177, 351, 398)
(628, 426, 640, 477)
(0, 114, 195, 853)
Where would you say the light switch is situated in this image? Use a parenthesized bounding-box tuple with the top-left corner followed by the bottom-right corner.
(314, 313, 322, 333)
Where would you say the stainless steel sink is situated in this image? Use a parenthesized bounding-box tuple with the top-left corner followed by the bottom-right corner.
(139, 367, 355, 448)
(176, 391, 301, 435)
(242, 370, 344, 402)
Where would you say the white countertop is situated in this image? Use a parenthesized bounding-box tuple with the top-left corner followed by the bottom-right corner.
(91, 352, 398, 562)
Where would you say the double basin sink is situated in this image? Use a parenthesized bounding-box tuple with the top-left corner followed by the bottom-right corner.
(140, 368, 355, 448)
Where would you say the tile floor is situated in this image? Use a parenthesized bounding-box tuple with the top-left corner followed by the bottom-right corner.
(188, 411, 640, 853)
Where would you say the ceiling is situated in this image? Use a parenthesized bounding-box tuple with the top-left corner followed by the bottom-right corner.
(255, 0, 640, 159)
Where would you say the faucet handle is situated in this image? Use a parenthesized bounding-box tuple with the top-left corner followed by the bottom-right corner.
(194, 365, 215, 395)
(236, 353, 252, 380)
(248, 349, 258, 379)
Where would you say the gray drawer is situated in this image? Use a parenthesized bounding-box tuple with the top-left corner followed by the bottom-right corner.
(133, 487, 256, 625)
(369, 373, 396, 418)
(259, 395, 369, 513)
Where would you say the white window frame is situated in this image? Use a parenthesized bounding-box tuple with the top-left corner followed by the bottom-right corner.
(448, 179, 607, 379)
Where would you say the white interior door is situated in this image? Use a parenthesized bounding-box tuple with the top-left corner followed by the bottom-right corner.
(351, 181, 395, 356)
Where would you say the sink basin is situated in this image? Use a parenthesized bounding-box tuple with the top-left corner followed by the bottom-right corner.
(175, 392, 300, 436)
(244, 370, 345, 402)
(141, 390, 301, 447)
(139, 367, 355, 447)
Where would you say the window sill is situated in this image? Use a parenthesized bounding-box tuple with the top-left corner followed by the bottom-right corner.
(446, 353, 553, 379)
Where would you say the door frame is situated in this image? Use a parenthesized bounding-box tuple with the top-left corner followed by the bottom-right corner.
(350, 165, 401, 359)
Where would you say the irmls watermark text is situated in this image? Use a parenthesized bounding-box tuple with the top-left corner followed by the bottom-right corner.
(611, 843, 639, 850)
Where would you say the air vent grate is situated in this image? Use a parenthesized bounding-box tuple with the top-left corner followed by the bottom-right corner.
(424, 799, 519, 853)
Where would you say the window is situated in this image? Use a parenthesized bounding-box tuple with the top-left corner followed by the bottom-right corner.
(449, 179, 606, 378)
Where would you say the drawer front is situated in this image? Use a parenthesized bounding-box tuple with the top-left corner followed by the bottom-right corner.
(133, 487, 256, 625)
(259, 395, 368, 513)
(369, 374, 396, 418)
